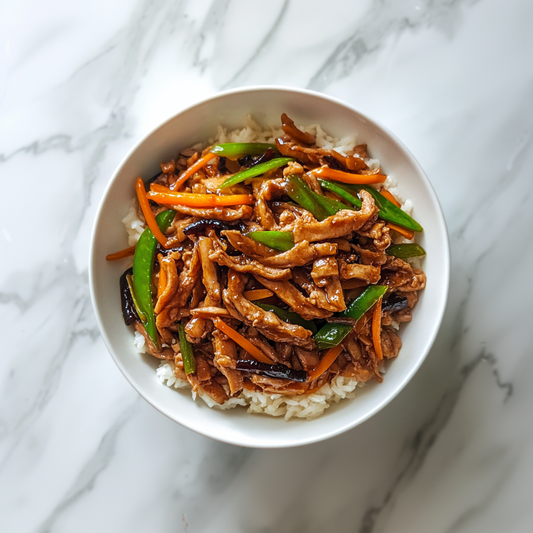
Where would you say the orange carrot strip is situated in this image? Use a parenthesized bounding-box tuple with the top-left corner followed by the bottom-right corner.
(380, 189, 401, 207)
(312, 166, 387, 184)
(147, 190, 254, 208)
(243, 289, 274, 301)
(372, 297, 383, 360)
(135, 177, 169, 248)
(307, 344, 344, 381)
(213, 318, 272, 364)
(150, 183, 171, 193)
(170, 153, 218, 191)
(105, 245, 136, 261)
(387, 222, 414, 240)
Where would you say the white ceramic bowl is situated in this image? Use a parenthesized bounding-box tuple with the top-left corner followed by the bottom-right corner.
(89, 86, 449, 448)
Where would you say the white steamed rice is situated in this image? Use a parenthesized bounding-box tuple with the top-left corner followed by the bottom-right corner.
(156, 360, 360, 420)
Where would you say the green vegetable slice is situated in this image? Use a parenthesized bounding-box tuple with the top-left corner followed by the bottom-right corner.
(318, 179, 423, 232)
(287, 176, 328, 220)
(286, 175, 352, 221)
(314, 285, 388, 350)
(210, 143, 279, 159)
(248, 231, 295, 252)
(286, 175, 329, 220)
(318, 179, 362, 208)
(178, 324, 196, 374)
(310, 189, 352, 216)
(314, 323, 353, 351)
(340, 284, 388, 319)
(132, 209, 176, 348)
(219, 157, 293, 189)
(386, 243, 426, 259)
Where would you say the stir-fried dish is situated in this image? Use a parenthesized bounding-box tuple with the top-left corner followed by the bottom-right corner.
(108, 114, 426, 416)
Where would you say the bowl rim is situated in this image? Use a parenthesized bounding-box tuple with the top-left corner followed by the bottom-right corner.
(89, 85, 450, 448)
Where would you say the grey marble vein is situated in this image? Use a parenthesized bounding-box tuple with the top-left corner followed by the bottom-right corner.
(0, 270, 95, 456)
(221, 0, 290, 90)
(35, 402, 138, 533)
(192, 0, 232, 72)
(308, 0, 480, 92)
(356, 346, 513, 533)
(0, 135, 77, 163)
(0, 291, 30, 312)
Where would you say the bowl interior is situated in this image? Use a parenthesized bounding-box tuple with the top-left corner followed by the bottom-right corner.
(90, 87, 449, 448)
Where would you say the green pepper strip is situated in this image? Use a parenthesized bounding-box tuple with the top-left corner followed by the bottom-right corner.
(286, 175, 327, 219)
(285, 175, 330, 220)
(254, 302, 317, 334)
(313, 324, 353, 351)
(318, 179, 423, 232)
(386, 243, 426, 259)
(314, 285, 388, 350)
(132, 209, 176, 348)
(286, 175, 353, 221)
(310, 189, 352, 216)
(210, 143, 280, 160)
(248, 231, 295, 252)
(178, 324, 196, 374)
(318, 179, 362, 208)
(219, 157, 294, 189)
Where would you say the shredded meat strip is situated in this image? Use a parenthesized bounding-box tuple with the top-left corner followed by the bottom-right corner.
(190, 306, 231, 319)
(155, 244, 201, 331)
(172, 205, 253, 221)
(381, 257, 426, 292)
(381, 328, 402, 359)
(294, 347, 320, 372)
(175, 244, 201, 308)
(292, 269, 345, 313)
(250, 374, 309, 395)
(276, 135, 368, 171)
(288, 190, 377, 243)
(397, 268, 426, 292)
(212, 330, 243, 396)
(253, 274, 333, 320)
(245, 328, 283, 364)
(353, 244, 388, 266)
(338, 260, 381, 284)
(134, 322, 174, 359)
(221, 230, 279, 257)
(209, 241, 292, 281)
(281, 113, 315, 145)
(310, 256, 346, 311)
(343, 336, 375, 382)
(358, 220, 391, 251)
(198, 237, 221, 304)
(251, 178, 287, 230)
(222, 271, 315, 348)
(185, 237, 221, 340)
(223, 230, 337, 268)
(154, 252, 180, 314)
(186, 354, 229, 404)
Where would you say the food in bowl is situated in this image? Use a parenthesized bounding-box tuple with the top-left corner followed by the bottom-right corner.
(107, 113, 426, 420)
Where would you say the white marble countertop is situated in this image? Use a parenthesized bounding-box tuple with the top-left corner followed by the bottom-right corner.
(1, 1, 532, 531)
